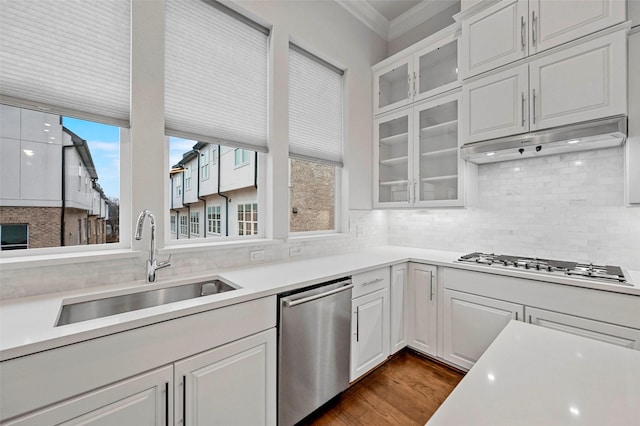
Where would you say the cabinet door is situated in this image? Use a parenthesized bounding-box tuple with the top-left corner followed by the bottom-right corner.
(351, 288, 390, 381)
(414, 92, 464, 207)
(529, 0, 625, 54)
(529, 29, 627, 131)
(374, 58, 413, 115)
(627, 30, 640, 205)
(460, 0, 528, 79)
(526, 307, 640, 350)
(374, 108, 414, 207)
(443, 289, 523, 370)
(5, 367, 172, 426)
(462, 64, 529, 143)
(413, 33, 460, 102)
(174, 329, 276, 426)
(408, 263, 438, 357)
(390, 263, 408, 354)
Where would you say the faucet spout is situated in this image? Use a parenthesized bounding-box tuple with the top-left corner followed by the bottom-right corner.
(135, 209, 170, 282)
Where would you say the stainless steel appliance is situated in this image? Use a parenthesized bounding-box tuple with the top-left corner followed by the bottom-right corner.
(457, 252, 629, 285)
(278, 277, 353, 426)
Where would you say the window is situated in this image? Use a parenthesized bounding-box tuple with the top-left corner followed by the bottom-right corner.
(238, 203, 258, 236)
(289, 159, 337, 232)
(0, 224, 28, 250)
(169, 138, 261, 241)
(200, 149, 210, 181)
(234, 149, 250, 167)
(176, 185, 182, 197)
(184, 166, 192, 191)
(190, 211, 200, 236)
(288, 44, 343, 233)
(179, 215, 188, 237)
(0, 106, 122, 250)
(170, 215, 176, 233)
(207, 205, 221, 235)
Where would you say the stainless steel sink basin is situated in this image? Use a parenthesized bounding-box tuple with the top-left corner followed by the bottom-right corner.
(56, 280, 237, 326)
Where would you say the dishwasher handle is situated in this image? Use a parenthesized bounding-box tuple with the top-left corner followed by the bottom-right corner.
(283, 284, 353, 308)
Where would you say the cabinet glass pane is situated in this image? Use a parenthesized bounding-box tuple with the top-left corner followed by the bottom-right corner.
(378, 64, 409, 109)
(419, 40, 458, 96)
(378, 115, 409, 203)
(417, 100, 458, 201)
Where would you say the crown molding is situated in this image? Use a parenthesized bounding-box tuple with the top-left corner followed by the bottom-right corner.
(389, 0, 458, 40)
(335, 1, 390, 41)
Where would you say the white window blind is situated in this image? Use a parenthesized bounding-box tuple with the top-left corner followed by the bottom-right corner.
(289, 44, 344, 166)
(0, 0, 131, 126)
(165, 0, 269, 152)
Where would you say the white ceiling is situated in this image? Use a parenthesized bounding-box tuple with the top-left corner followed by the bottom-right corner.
(336, 0, 459, 41)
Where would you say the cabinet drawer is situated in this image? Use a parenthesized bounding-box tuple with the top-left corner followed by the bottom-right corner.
(352, 268, 390, 298)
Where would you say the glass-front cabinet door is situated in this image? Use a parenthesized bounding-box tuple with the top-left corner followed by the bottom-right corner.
(374, 58, 412, 115)
(374, 108, 413, 207)
(414, 92, 463, 207)
(414, 34, 459, 102)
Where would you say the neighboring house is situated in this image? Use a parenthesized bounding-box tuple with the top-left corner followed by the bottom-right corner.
(0, 105, 109, 249)
(169, 142, 258, 239)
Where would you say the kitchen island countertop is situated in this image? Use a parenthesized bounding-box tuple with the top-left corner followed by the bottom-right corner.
(427, 320, 640, 425)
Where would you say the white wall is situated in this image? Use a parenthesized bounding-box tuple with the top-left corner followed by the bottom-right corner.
(219, 146, 255, 192)
(388, 147, 640, 270)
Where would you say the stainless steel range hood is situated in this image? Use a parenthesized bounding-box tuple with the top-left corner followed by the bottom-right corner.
(461, 116, 627, 164)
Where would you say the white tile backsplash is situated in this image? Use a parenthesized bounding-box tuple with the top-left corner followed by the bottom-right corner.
(389, 147, 640, 270)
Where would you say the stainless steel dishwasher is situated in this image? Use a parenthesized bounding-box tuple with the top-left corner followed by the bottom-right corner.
(278, 277, 353, 426)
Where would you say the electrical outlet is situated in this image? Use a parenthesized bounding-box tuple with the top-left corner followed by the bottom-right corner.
(289, 246, 302, 257)
(250, 250, 265, 262)
(356, 225, 364, 237)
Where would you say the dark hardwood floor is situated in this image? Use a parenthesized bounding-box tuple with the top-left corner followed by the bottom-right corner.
(302, 350, 465, 426)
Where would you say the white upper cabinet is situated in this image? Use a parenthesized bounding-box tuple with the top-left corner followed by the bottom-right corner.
(460, 0, 529, 80)
(529, 29, 627, 131)
(373, 26, 460, 116)
(529, 0, 626, 55)
(462, 27, 627, 143)
(458, 0, 626, 80)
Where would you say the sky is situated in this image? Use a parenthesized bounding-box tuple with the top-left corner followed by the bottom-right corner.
(63, 117, 120, 200)
(59, 118, 198, 199)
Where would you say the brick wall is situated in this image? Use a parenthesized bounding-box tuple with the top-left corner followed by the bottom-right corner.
(290, 160, 335, 232)
(0, 206, 62, 248)
(64, 208, 89, 246)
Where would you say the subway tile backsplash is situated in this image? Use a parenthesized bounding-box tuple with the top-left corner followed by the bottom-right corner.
(389, 147, 640, 270)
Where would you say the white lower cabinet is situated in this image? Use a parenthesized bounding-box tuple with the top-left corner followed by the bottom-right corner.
(5, 366, 173, 426)
(443, 289, 523, 370)
(526, 307, 640, 350)
(175, 329, 276, 426)
(350, 268, 390, 382)
(407, 263, 438, 356)
(390, 263, 408, 354)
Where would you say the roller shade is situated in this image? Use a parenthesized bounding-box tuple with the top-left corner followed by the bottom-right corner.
(0, 0, 131, 127)
(165, 0, 269, 152)
(289, 43, 344, 166)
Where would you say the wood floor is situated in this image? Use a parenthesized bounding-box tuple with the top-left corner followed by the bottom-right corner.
(302, 350, 465, 425)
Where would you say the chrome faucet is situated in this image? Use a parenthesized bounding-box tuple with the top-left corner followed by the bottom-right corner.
(135, 210, 171, 282)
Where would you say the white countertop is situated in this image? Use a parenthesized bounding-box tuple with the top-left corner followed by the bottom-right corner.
(427, 320, 640, 425)
(1, 246, 639, 361)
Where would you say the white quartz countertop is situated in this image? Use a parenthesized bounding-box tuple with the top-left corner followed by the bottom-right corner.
(427, 320, 640, 425)
(1, 245, 639, 360)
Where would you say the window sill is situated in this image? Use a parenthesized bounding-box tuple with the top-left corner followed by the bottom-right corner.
(160, 238, 283, 255)
(0, 249, 143, 271)
(287, 232, 350, 242)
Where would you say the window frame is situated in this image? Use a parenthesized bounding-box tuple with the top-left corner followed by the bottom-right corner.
(0, 224, 29, 250)
(189, 210, 200, 236)
(237, 202, 258, 236)
(234, 148, 250, 168)
(179, 215, 189, 237)
(207, 204, 221, 236)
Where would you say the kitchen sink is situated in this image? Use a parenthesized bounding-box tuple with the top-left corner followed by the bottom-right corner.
(56, 280, 238, 326)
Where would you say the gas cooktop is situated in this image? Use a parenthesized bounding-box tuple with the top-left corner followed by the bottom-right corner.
(457, 252, 629, 285)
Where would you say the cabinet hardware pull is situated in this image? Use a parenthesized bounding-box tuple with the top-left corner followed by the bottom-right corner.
(413, 179, 418, 204)
(283, 284, 353, 307)
(532, 11, 537, 47)
(521, 16, 525, 51)
(515, 312, 519, 321)
(429, 272, 434, 301)
(408, 74, 411, 99)
(356, 308, 360, 342)
(406, 183, 410, 203)
(182, 375, 187, 426)
(363, 278, 384, 286)
(413, 71, 417, 97)
(165, 382, 170, 426)
(532, 89, 537, 124)
(529, 315, 532, 323)
(521, 92, 526, 126)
